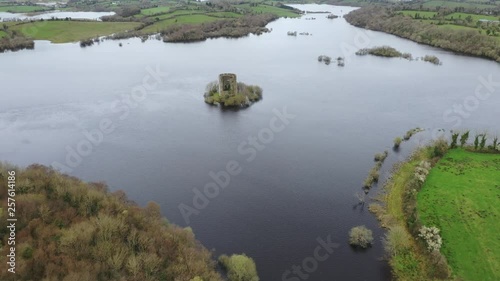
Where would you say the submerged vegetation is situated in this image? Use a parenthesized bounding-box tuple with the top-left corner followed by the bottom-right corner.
(403, 127, 424, 141)
(318, 55, 345, 66)
(0, 163, 223, 280)
(318, 55, 332, 65)
(363, 150, 388, 189)
(374, 150, 389, 162)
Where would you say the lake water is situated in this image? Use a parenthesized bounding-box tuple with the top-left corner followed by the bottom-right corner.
(0, 11, 115, 21)
(0, 4, 499, 280)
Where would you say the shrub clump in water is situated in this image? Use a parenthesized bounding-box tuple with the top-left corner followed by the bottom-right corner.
(218, 254, 259, 281)
(349, 225, 374, 248)
(318, 55, 332, 65)
(422, 55, 441, 65)
(394, 137, 402, 148)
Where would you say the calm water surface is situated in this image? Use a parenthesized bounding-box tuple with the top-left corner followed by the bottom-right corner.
(0, 4, 499, 281)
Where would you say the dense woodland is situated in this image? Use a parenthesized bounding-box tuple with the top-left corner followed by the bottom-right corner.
(0, 164, 222, 281)
(345, 6, 500, 62)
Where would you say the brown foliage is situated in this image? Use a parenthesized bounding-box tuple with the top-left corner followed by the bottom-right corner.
(0, 164, 222, 281)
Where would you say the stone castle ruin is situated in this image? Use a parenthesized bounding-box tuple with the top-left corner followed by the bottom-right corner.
(204, 73, 262, 108)
(218, 73, 237, 98)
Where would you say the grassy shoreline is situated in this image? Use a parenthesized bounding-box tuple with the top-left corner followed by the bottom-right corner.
(371, 140, 500, 280)
(371, 145, 444, 280)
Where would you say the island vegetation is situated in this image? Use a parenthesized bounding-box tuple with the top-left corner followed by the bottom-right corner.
(0, 163, 228, 281)
(368, 132, 499, 280)
(355, 46, 443, 64)
(204, 78, 263, 108)
(356, 46, 409, 59)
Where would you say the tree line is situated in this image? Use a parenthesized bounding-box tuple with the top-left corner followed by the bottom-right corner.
(345, 6, 500, 62)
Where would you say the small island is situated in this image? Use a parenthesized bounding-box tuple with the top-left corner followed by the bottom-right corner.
(356, 46, 442, 65)
(204, 73, 263, 108)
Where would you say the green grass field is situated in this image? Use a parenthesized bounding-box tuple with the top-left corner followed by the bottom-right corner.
(399, 10, 438, 19)
(0, 5, 50, 13)
(444, 12, 500, 22)
(422, 0, 497, 9)
(140, 14, 221, 33)
(12, 21, 141, 43)
(140, 18, 177, 33)
(0, 30, 7, 39)
(208, 11, 242, 18)
(173, 14, 220, 24)
(155, 9, 205, 20)
(404, 12, 500, 40)
(400, 10, 500, 22)
(418, 149, 500, 281)
(141, 6, 170, 16)
(239, 4, 301, 18)
(439, 24, 479, 31)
